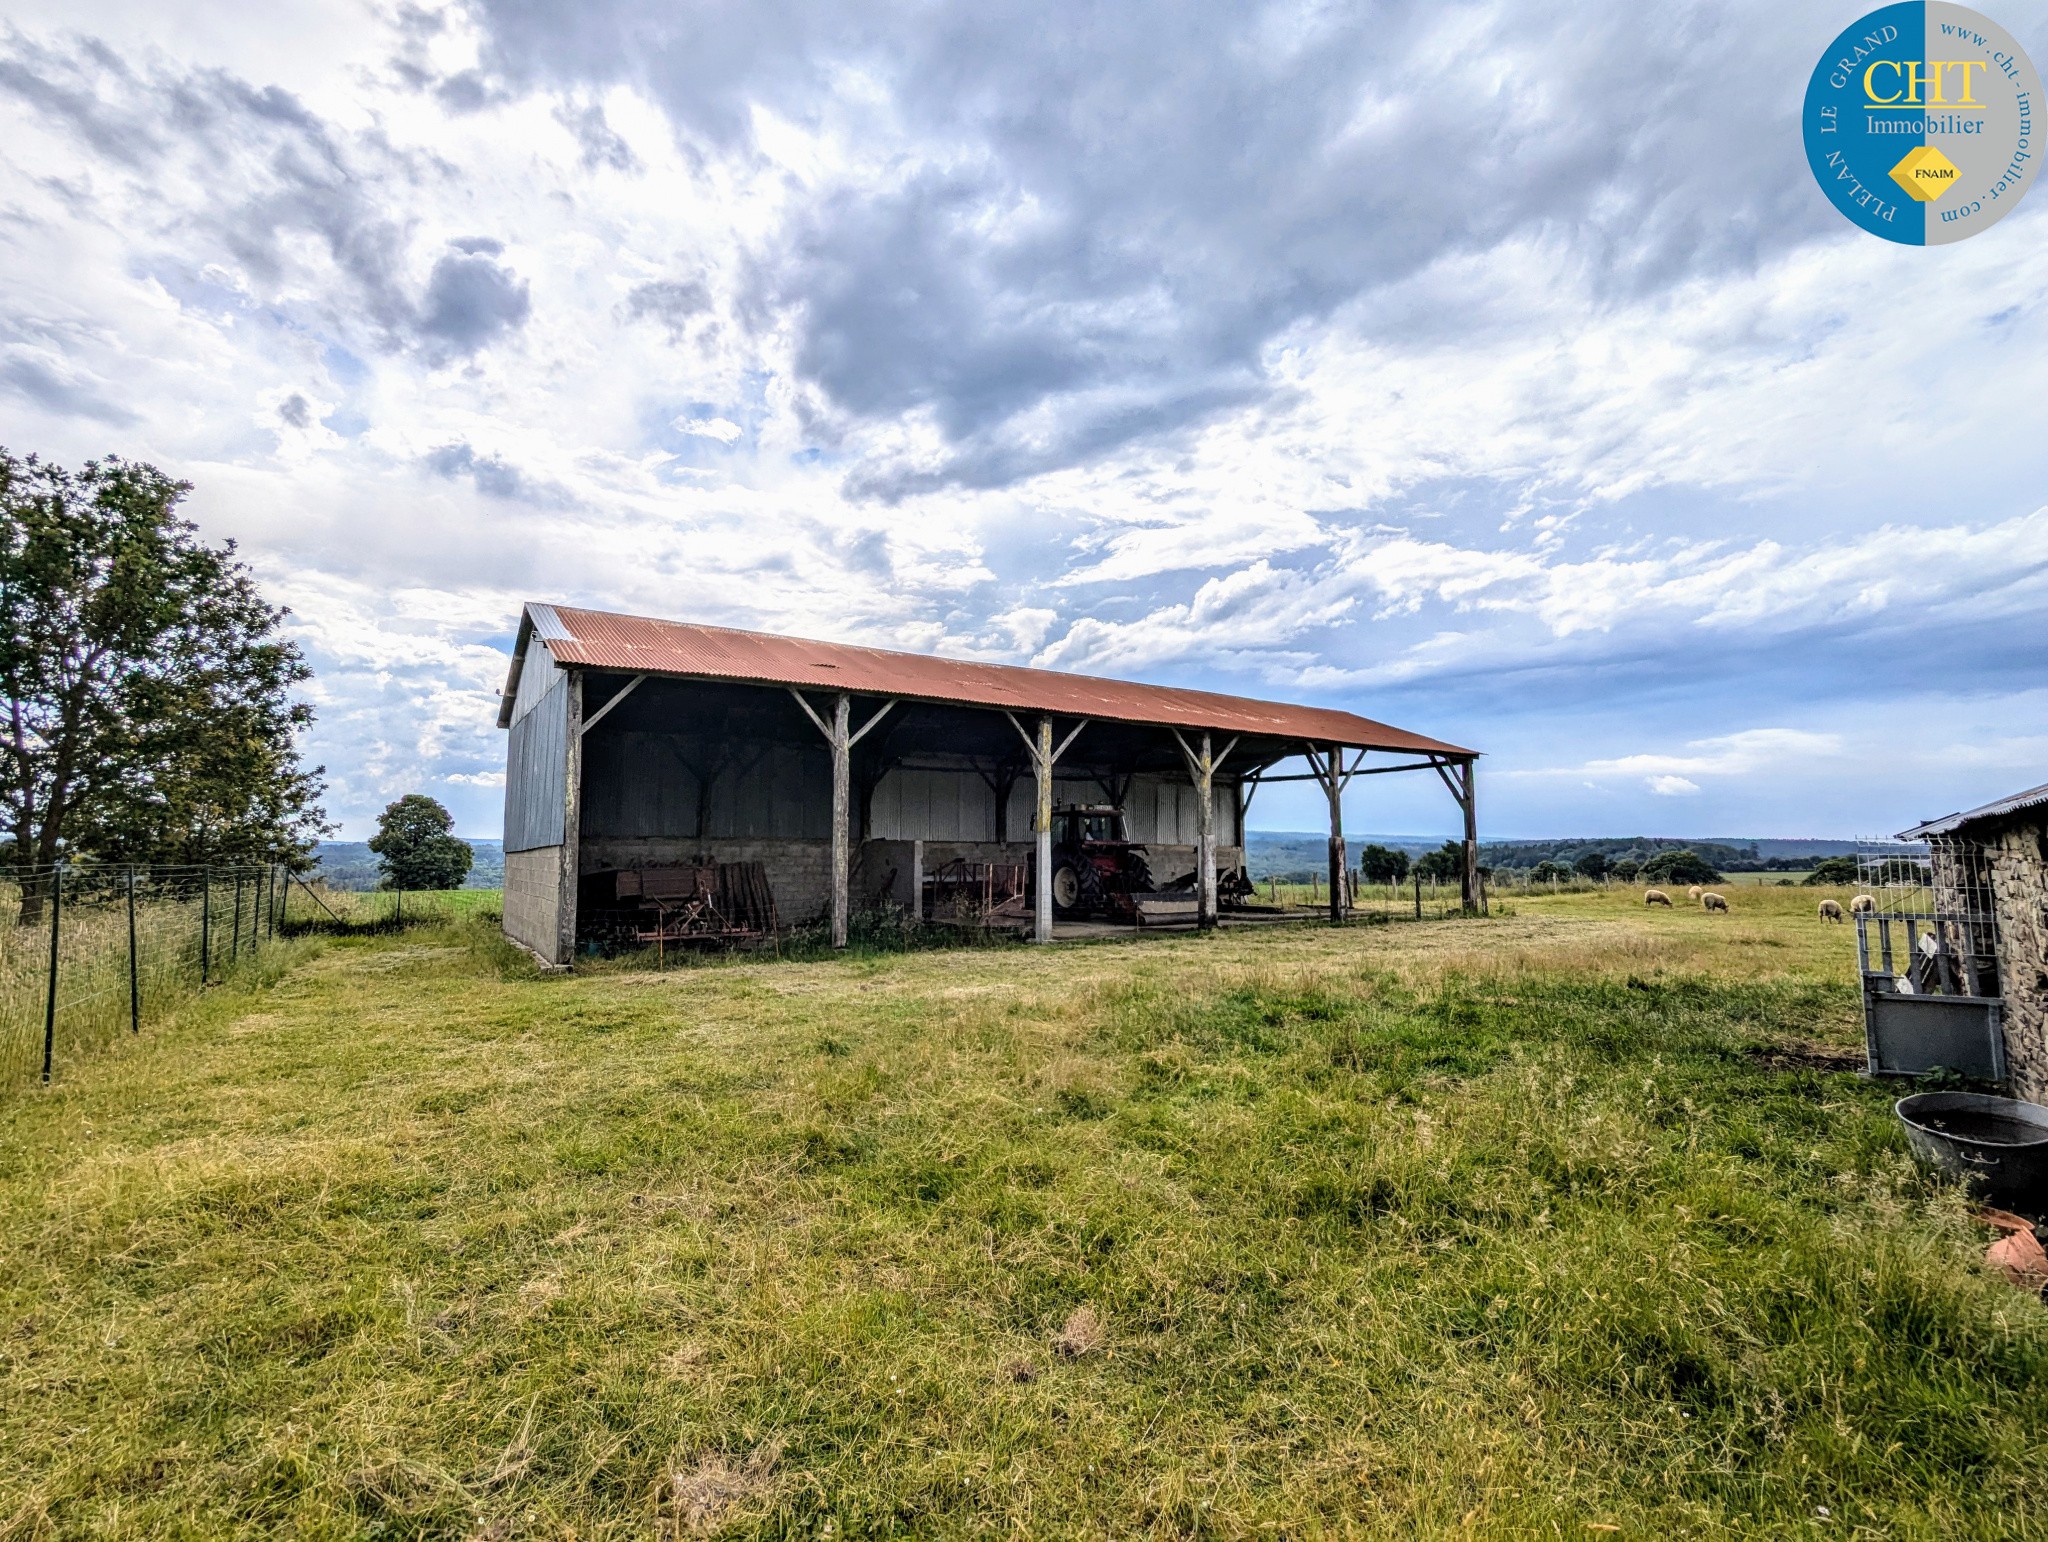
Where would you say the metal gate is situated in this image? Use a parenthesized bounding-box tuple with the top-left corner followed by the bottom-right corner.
(1855, 838, 2005, 1081)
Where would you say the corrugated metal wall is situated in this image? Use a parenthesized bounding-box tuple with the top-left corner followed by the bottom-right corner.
(581, 732, 832, 840)
(867, 769, 1234, 842)
(572, 726, 1242, 848)
(509, 640, 561, 724)
(504, 670, 569, 852)
(870, 768, 999, 841)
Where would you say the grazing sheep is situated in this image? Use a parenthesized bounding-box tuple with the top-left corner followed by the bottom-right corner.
(1701, 891, 1729, 912)
(1850, 894, 1877, 916)
(1686, 885, 1703, 900)
(1644, 889, 1673, 907)
(1818, 898, 1845, 923)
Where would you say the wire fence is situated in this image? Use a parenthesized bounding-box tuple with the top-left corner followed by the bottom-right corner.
(0, 864, 498, 1092)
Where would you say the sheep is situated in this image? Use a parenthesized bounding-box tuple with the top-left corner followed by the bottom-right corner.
(1686, 884, 1703, 900)
(1818, 898, 1845, 923)
(1644, 889, 1673, 907)
(1850, 894, 1877, 916)
(1701, 891, 1729, 912)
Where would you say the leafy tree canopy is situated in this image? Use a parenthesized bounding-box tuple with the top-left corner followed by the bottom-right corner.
(1356, 843, 1410, 884)
(368, 794, 473, 891)
(1639, 848, 1722, 886)
(1803, 856, 1862, 886)
(1, 451, 327, 916)
(1611, 858, 1641, 882)
(1414, 840, 1464, 882)
(1573, 850, 1611, 880)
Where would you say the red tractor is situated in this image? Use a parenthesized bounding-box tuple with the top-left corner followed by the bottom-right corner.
(1033, 804, 1156, 920)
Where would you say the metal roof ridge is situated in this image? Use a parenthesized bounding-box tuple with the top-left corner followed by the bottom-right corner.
(536, 600, 1477, 756)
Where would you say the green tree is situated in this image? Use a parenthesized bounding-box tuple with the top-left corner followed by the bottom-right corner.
(368, 794, 473, 891)
(1357, 843, 1410, 884)
(1803, 855, 1861, 886)
(1639, 848, 1722, 886)
(1611, 858, 1641, 882)
(1415, 840, 1463, 883)
(1, 451, 327, 919)
(1573, 850, 1610, 880)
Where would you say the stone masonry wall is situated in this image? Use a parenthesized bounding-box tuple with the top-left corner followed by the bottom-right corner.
(1989, 819, 2048, 1104)
(504, 844, 564, 964)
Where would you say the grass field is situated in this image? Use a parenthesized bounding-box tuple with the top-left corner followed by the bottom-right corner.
(2, 886, 2043, 1538)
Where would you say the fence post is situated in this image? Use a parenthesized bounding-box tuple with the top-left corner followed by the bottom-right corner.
(128, 867, 140, 1035)
(201, 870, 211, 985)
(396, 889, 403, 928)
(42, 867, 61, 1083)
(232, 874, 243, 963)
(1413, 870, 1422, 921)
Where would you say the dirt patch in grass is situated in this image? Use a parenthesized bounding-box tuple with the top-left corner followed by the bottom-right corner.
(1745, 1040, 1866, 1073)
(1052, 1303, 1108, 1358)
(664, 1441, 781, 1535)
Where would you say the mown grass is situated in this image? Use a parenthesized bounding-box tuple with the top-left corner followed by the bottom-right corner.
(0, 887, 2042, 1539)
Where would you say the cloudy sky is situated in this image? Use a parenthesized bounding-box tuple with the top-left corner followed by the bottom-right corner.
(3, 0, 2045, 842)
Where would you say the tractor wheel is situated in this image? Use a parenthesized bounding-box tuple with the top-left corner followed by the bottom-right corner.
(1122, 853, 1155, 894)
(1051, 862, 1085, 918)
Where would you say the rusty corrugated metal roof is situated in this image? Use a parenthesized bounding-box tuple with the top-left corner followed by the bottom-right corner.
(500, 602, 1475, 757)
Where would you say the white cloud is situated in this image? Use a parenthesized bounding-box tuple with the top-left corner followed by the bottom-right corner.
(1574, 730, 1845, 781)
(1646, 775, 1700, 797)
(674, 415, 744, 443)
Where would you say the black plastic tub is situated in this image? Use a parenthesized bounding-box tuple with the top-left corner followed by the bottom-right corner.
(1896, 1091, 2048, 1211)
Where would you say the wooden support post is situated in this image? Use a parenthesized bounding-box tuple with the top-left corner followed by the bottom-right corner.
(1431, 755, 1483, 916)
(1196, 732, 1217, 929)
(831, 692, 851, 949)
(1035, 716, 1054, 944)
(1325, 743, 1347, 926)
(1000, 712, 1085, 945)
(910, 839, 924, 927)
(789, 690, 898, 951)
(1459, 759, 1480, 912)
(1172, 730, 1236, 932)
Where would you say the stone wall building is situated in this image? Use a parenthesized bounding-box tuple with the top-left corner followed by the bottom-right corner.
(496, 603, 1483, 963)
(1903, 783, 2048, 1102)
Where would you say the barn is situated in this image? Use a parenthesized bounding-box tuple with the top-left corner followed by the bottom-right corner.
(496, 603, 1480, 964)
(1899, 782, 2048, 1102)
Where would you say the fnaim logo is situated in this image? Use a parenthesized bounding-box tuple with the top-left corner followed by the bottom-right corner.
(1804, 3, 2041, 243)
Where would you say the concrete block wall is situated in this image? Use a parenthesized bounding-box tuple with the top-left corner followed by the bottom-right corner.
(853, 838, 1246, 912)
(1988, 822, 2048, 1104)
(576, 834, 1254, 937)
(505, 845, 565, 964)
